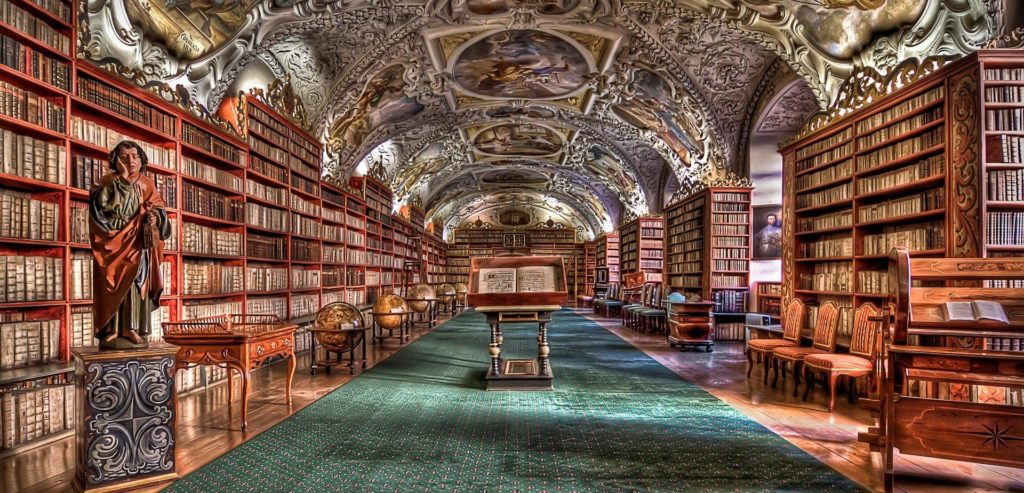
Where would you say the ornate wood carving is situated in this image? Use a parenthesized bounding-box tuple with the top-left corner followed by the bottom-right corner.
(948, 68, 982, 259)
(780, 149, 796, 310)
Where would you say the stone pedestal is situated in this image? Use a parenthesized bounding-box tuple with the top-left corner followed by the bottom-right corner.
(72, 345, 178, 493)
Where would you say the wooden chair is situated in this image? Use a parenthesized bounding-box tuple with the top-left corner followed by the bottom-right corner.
(746, 298, 805, 385)
(771, 302, 840, 395)
(803, 302, 885, 411)
(622, 284, 651, 329)
(857, 247, 1024, 492)
(595, 284, 623, 317)
(639, 285, 667, 334)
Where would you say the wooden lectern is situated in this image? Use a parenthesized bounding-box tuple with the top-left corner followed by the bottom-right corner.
(468, 256, 567, 391)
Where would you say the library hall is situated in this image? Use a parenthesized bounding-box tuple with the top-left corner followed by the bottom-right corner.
(2, 1, 1024, 492)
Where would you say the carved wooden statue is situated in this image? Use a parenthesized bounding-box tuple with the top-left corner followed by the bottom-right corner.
(89, 141, 171, 349)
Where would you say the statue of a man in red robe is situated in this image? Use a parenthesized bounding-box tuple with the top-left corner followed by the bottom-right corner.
(89, 141, 171, 349)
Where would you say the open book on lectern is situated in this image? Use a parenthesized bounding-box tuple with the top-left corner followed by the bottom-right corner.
(477, 266, 557, 294)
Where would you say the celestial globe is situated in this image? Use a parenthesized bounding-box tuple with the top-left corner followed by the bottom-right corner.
(373, 294, 409, 329)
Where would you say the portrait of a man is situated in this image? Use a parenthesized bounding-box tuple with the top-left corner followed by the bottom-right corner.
(752, 205, 782, 259)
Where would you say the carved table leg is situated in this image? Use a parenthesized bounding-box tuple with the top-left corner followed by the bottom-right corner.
(286, 352, 296, 407)
(489, 323, 501, 376)
(227, 366, 234, 403)
(538, 320, 550, 377)
(348, 333, 356, 374)
(240, 367, 251, 430)
(361, 332, 368, 369)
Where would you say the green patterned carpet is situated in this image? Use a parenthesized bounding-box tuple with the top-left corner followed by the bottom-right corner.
(165, 310, 863, 492)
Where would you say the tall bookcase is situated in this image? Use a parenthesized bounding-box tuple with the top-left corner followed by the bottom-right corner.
(594, 232, 619, 284)
(618, 217, 664, 284)
(423, 228, 446, 285)
(444, 226, 579, 288)
(664, 187, 752, 311)
(581, 240, 597, 296)
(781, 48, 1024, 339)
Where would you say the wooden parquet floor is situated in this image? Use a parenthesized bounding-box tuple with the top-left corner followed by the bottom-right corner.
(2, 308, 1022, 493)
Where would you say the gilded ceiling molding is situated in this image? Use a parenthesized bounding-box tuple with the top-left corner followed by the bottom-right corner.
(248, 76, 308, 127)
(984, 27, 1024, 48)
(781, 55, 957, 148)
(428, 189, 603, 240)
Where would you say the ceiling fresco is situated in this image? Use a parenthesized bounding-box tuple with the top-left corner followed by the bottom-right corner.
(81, 0, 1005, 232)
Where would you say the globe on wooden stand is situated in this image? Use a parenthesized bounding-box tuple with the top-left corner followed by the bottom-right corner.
(454, 282, 468, 314)
(437, 283, 456, 314)
(407, 284, 438, 329)
(372, 294, 411, 344)
(309, 302, 369, 374)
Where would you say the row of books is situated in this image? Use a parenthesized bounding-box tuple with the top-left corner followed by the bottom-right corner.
(987, 134, 1024, 164)
(858, 270, 890, 295)
(246, 178, 288, 206)
(987, 212, 1024, 245)
(856, 86, 944, 135)
(185, 158, 242, 193)
(984, 86, 1024, 103)
(797, 209, 852, 232)
(712, 259, 748, 272)
(249, 154, 288, 184)
(71, 117, 175, 169)
(183, 182, 244, 222)
(0, 0, 69, 54)
(984, 68, 1024, 81)
(712, 213, 749, 224)
(797, 182, 850, 210)
(856, 154, 943, 195)
(807, 301, 853, 336)
(712, 224, 748, 236)
(799, 236, 853, 258)
(0, 129, 65, 185)
(0, 80, 64, 133)
(183, 222, 242, 256)
(799, 261, 851, 292)
(712, 247, 748, 259)
(0, 318, 59, 369)
(182, 123, 242, 165)
(247, 232, 285, 260)
(0, 33, 70, 90)
(711, 274, 746, 288)
(246, 296, 286, 321)
(291, 238, 320, 262)
(248, 105, 318, 161)
(711, 192, 750, 203)
(0, 385, 74, 450)
(989, 169, 1024, 201)
(757, 282, 781, 296)
(322, 224, 345, 243)
(0, 256, 62, 302)
(796, 127, 852, 161)
(796, 159, 852, 191)
(291, 213, 320, 238)
(69, 251, 90, 300)
(182, 261, 243, 295)
(714, 203, 748, 213)
(183, 299, 242, 320)
(0, 188, 58, 241)
(291, 194, 320, 217)
(637, 227, 661, 237)
(856, 126, 943, 172)
(639, 259, 662, 270)
(713, 290, 747, 313)
(323, 267, 365, 287)
(715, 236, 748, 247)
(248, 137, 288, 166)
(986, 108, 1024, 132)
(291, 294, 319, 319)
(639, 240, 663, 249)
(76, 76, 175, 136)
(246, 265, 288, 293)
(246, 202, 287, 232)
(796, 141, 852, 173)
(857, 188, 944, 223)
(859, 107, 943, 150)
(29, 0, 71, 22)
(862, 221, 945, 255)
(714, 322, 745, 341)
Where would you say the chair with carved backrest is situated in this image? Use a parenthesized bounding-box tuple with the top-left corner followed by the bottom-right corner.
(597, 283, 624, 317)
(802, 302, 886, 411)
(746, 298, 806, 385)
(771, 302, 841, 395)
(639, 284, 668, 334)
(623, 284, 652, 330)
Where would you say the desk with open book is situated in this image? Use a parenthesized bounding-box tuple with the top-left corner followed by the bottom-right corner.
(468, 256, 567, 391)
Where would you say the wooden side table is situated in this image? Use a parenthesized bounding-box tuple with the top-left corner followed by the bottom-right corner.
(162, 315, 298, 430)
(667, 301, 717, 352)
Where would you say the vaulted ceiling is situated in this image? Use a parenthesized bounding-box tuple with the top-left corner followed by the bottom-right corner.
(82, 0, 1002, 239)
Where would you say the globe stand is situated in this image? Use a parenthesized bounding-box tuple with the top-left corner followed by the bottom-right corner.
(407, 298, 437, 328)
(309, 328, 368, 375)
(437, 295, 455, 315)
(372, 310, 412, 345)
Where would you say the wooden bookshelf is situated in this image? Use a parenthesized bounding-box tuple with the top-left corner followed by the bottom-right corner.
(581, 240, 597, 297)
(445, 226, 578, 289)
(664, 187, 752, 311)
(618, 216, 664, 284)
(755, 282, 782, 316)
(594, 232, 619, 284)
(781, 48, 1024, 340)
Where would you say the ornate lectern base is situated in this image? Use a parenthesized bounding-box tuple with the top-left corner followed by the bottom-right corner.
(485, 359, 553, 391)
(72, 346, 179, 493)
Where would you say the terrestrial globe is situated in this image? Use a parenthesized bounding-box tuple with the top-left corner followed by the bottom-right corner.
(406, 284, 436, 313)
(310, 302, 364, 352)
(373, 294, 409, 330)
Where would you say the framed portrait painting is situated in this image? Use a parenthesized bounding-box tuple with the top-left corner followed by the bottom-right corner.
(752, 205, 783, 259)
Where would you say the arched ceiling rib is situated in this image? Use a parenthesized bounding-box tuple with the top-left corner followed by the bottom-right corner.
(82, 0, 999, 229)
